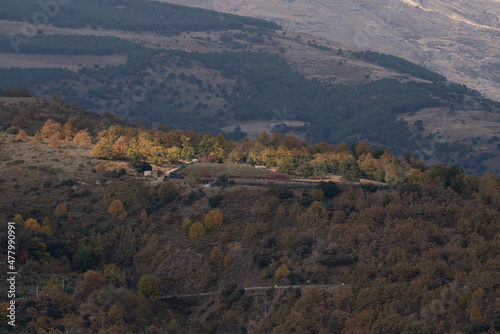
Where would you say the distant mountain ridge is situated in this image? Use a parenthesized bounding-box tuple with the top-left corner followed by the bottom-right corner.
(158, 0, 500, 102)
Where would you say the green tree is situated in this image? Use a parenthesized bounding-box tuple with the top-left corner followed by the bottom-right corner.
(310, 189, 325, 202)
(309, 201, 326, 245)
(188, 172, 199, 188)
(128, 153, 151, 173)
(198, 134, 216, 157)
(136, 274, 159, 298)
(278, 156, 297, 175)
(298, 162, 314, 178)
(181, 135, 196, 161)
(339, 158, 361, 182)
(313, 160, 330, 179)
(158, 181, 178, 201)
(73, 238, 103, 271)
(27, 237, 50, 262)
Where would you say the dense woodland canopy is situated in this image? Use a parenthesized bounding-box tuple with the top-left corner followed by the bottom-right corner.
(351, 51, 448, 82)
(0, 0, 279, 35)
(0, 95, 499, 333)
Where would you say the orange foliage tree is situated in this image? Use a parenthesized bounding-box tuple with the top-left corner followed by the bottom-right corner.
(33, 131, 44, 144)
(204, 209, 223, 230)
(108, 200, 127, 219)
(73, 130, 91, 146)
(16, 129, 28, 141)
(41, 119, 62, 139)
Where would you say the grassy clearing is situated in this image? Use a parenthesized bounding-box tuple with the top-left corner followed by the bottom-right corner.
(178, 163, 273, 178)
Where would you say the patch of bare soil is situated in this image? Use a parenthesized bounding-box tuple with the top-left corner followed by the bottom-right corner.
(399, 107, 500, 147)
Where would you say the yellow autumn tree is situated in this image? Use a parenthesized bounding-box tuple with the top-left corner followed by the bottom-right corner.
(48, 135, 60, 148)
(260, 147, 277, 167)
(54, 202, 68, 216)
(108, 200, 127, 219)
(276, 145, 292, 161)
(90, 139, 114, 160)
(24, 218, 41, 232)
(16, 129, 28, 141)
(94, 163, 108, 174)
(354, 142, 372, 157)
(112, 136, 129, 160)
(73, 130, 91, 145)
(204, 209, 223, 230)
(39, 225, 53, 236)
(165, 146, 181, 163)
(136, 274, 159, 298)
(33, 131, 44, 144)
(41, 119, 62, 139)
(13, 214, 24, 224)
(189, 222, 206, 238)
(406, 168, 423, 185)
(470, 305, 482, 322)
(106, 125, 124, 144)
(358, 153, 379, 179)
(0, 302, 10, 321)
(62, 118, 76, 140)
(228, 149, 243, 163)
(149, 145, 166, 165)
(127, 132, 156, 162)
(275, 264, 290, 279)
(182, 218, 193, 230)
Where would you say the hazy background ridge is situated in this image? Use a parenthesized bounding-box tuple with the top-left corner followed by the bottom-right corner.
(159, 0, 500, 101)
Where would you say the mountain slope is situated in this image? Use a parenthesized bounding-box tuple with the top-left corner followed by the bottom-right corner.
(0, 100, 499, 333)
(159, 0, 500, 102)
(0, 1, 499, 176)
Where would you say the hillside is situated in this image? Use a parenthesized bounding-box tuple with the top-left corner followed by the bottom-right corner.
(160, 0, 500, 103)
(0, 97, 499, 333)
(0, 0, 500, 178)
